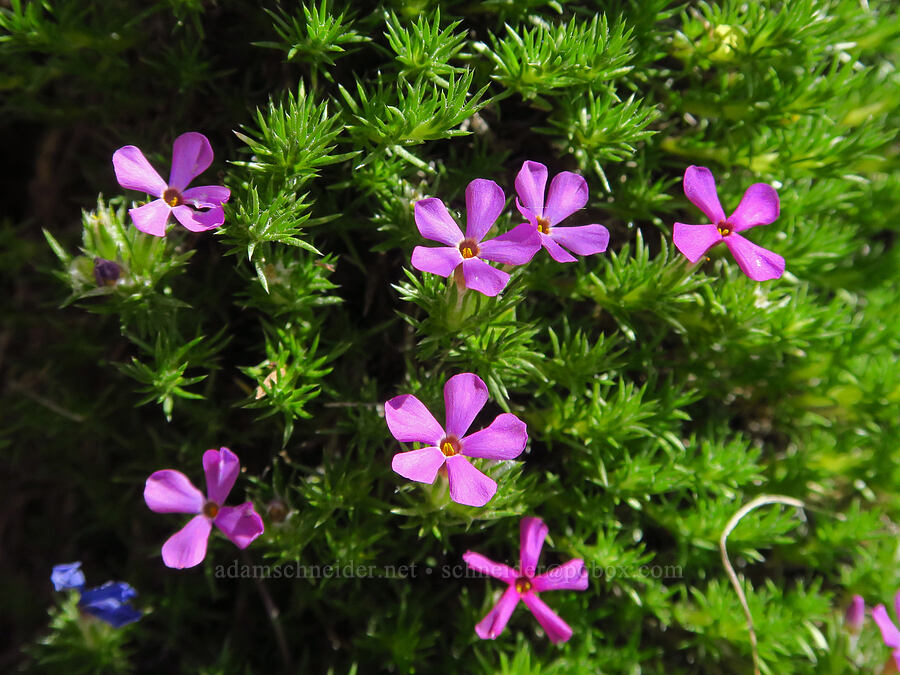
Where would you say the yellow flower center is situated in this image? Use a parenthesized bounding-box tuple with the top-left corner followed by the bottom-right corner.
(458, 238, 479, 259)
(203, 501, 220, 518)
(515, 577, 532, 594)
(716, 220, 732, 237)
(163, 187, 184, 207)
(537, 217, 551, 235)
(439, 436, 460, 457)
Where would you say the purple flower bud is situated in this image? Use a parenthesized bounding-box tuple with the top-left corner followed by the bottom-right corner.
(93, 258, 122, 286)
(845, 594, 865, 633)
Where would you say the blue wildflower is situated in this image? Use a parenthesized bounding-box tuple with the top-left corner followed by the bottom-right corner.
(51, 562, 142, 628)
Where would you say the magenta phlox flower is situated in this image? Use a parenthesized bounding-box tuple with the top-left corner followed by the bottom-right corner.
(113, 132, 230, 237)
(144, 447, 264, 569)
(873, 591, 900, 671)
(411, 179, 540, 297)
(386, 373, 527, 507)
(463, 516, 588, 643)
(845, 594, 865, 634)
(673, 165, 784, 281)
(514, 161, 609, 263)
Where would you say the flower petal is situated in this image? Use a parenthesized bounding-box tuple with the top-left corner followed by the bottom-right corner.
(874, 604, 900, 648)
(465, 178, 505, 242)
(673, 223, 722, 263)
(533, 559, 588, 592)
(83, 581, 137, 604)
(462, 413, 527, 460)
(521, 592, 573, 643)
(112, 146, 166, 197)
(168, 132, 214, 191)
(475, 585, 521, 640)
(729, 183, 780, 232)
(479, 223, 541, 265)
(520, 517, 548, 577)
(541, 233, 578, 263)
(161, 514, 212, 569)
(463, 551, 518, 582)
(51, 562, 85, 591)
(724, 233, 785, 281)
(543, 171, 588, 226)
(460, 257, 509, 297)
(414, 198, 463, 245)
(182, 185, 231, 208)
(391, 446, 446, 484)
(514, 161, 548, 222)
(214, 502, 264, 549)
(384, 394, 445, 444)
(551, 224, 609, 257)
(144, 470, 204, 514)
(128, 200, 172, 237)
(411, 245, 462, 277)
(684, 165, 726, 223)
(202, 447, 240, 505)
(445, 455, 497, 507)
(171, 204, 224, 232)
(80, 583, 141, 628)
(444, 372, 488, 438)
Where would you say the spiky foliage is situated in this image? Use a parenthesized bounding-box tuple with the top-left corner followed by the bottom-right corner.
(5, 0, 900, 673)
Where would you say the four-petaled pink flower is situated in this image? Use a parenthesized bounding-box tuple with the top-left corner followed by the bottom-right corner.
(873, 590, 900, 671)
(113, 132, 230, 237)
(514, 160, 610, 263)
(386, 373, 527, 507)
(411, 179, 540, 297)
(463, 516, 588, 643)
(673, 165, 784, 281)
(144, 447, 264, 569)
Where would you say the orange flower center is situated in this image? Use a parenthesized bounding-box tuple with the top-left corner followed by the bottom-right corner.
(515, 576, 532, 594)
(163, 187, 184, 207)
(458, 238, 479, 259)
(537, 217, 551, 235)
(716, 220, 732, 237)
(439, 436, 460, 457)
(203, 501, 220, 518)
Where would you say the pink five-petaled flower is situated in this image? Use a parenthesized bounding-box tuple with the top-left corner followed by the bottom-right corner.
(514, 160, 610, 263)
(463, 516, 588, 643)
(873, 591, 900, 672)
(385, 373, 527, 507)
(144, 447, 264, 569)
(113, 132, 230, 237)
(673, 165, 784, 281)
(411, 179, 540, 297)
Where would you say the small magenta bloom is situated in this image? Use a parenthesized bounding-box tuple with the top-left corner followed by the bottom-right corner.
(673, 165, 784, 281)
(514, 160, 610, 263)
(51, 562, 142, 628)
(411, 179, 540, 297)
(144, 447, 264, 569)
(874, 591, 900, 671)
(386, 373, 527, 507)
(113, 132, 230, 237)
(463, 517, 588, 643)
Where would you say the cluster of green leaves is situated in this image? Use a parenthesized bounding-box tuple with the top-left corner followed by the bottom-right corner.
(8, 0, 900, 673)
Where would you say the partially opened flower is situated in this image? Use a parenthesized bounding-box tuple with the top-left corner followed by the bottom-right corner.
(514, 161, 610, 263)
(411, 179, 540, 297)
(386, 373, 527, 507)
(144, 447, 264, 569)
(673, 165, 784, 281)
(873, 591, 900, 671)
(113, 132, 230, 237)
(463, 517, 588, 643)
(50, 562, 142, 628)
